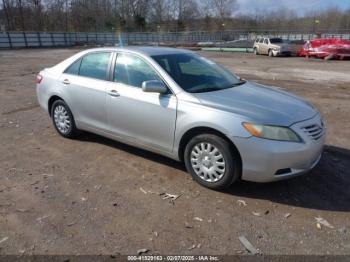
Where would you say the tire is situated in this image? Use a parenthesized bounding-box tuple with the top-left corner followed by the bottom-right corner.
(253, 48, 259, 55)
(51, 100, 78, 138)
(268, 49, 274, 57)
(184, 134, 241, 190)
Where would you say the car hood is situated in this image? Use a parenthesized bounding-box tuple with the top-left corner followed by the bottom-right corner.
(193, 81, 317, 126)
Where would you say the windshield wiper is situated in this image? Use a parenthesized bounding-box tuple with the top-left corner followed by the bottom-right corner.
(231, 80, 247, 87)
(190, 81, 246, 93)
(191, 87, 222, 93)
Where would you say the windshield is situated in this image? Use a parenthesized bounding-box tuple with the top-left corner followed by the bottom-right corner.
(151, 53, 244, 93)
(270, 38, 283, 44)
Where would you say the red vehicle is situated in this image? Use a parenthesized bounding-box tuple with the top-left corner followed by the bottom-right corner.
(298, 38, 350, 60)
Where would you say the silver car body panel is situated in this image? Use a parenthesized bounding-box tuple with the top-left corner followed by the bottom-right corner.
(193, 81, 317, 126)
(36, 47, 325, 182)
(231, 113, 325, 182)
(105, 81, 177, 153)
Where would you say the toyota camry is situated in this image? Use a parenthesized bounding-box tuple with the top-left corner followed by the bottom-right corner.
(36, 47, 325, 189)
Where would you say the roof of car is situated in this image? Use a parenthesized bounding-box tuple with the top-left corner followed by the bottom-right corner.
(87, 46, 193, 56)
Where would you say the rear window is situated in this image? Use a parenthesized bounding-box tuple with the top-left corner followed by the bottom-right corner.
(79, 52, 111, 80)
(64, 58, 81, 75)
(270, 38, 283, 44)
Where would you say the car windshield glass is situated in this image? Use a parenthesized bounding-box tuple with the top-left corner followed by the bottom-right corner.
(270, 38, 283, 44)
(152, 53, 243, 93)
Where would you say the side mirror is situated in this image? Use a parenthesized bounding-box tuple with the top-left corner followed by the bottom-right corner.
(142, 80, 168, 94)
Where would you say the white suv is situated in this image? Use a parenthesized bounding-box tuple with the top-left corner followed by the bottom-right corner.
(253, 37, 292, 57)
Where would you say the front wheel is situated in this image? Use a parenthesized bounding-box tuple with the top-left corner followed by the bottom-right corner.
(51, 100, 78, 138)
(268, 49, 274, 57)
(253, 48, 259, 55)
(184, 134, 241, 190)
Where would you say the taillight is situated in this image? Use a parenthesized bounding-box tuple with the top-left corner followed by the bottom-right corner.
(36, 74, 43, 84)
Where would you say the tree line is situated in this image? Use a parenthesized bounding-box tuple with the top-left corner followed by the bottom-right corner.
(1, 0, 350, 32)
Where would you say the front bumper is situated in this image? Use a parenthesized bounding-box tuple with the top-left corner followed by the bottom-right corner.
(231, 114, 325, 182)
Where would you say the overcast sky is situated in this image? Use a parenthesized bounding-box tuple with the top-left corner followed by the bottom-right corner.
(236, 0, 350, 15)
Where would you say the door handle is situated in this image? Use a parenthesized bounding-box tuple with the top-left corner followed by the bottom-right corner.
(62, 79, 70, 85)
(108, 90, 120, 97)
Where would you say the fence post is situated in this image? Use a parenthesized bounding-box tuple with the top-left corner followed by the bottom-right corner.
(63, 32, 67, 46)
(86, 33, 89, 45)
(68, 32, 72, 46)
(23, 31, 28, 48)
(7, 32, 12, 48)
(50, 32, 55, 46)
(37, 32, 42, 47)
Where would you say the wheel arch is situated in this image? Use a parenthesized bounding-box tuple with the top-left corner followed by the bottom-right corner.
(268, 48, 273, 56)
(178, 126, 242, 170)
(48, 95, 64, 116)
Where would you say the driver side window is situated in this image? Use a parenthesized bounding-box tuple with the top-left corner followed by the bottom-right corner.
(114, 53, 162, 88)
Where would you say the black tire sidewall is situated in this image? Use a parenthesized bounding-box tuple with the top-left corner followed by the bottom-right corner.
(51, 100, 76, 138)
(184, 134, 240, 190)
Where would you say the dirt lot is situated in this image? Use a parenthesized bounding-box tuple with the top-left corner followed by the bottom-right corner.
(0, 49, 349, 255)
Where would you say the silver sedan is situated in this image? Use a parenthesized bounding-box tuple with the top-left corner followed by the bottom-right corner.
(36, 47, 325, 189)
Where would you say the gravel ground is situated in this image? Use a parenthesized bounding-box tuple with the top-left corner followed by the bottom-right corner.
(0, 49, 349, 255)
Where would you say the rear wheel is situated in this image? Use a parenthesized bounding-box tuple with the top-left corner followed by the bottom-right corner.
(51, 100, 78, 138)
(184, 134, 240, 190)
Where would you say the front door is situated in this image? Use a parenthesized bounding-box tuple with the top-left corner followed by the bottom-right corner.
(106, 52, 177, 154)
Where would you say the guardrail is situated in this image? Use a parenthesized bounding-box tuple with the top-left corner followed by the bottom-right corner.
(1, 31, 349, 49)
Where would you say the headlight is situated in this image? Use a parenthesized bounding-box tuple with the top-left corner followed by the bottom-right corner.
(242, 123, 301, 142)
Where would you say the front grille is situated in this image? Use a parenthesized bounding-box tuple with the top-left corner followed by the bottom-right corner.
(302, 124, 324, 140)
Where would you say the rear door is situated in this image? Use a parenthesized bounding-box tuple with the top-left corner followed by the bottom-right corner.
(59, 51, 112, 131)
(106, 52, 177, 153)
